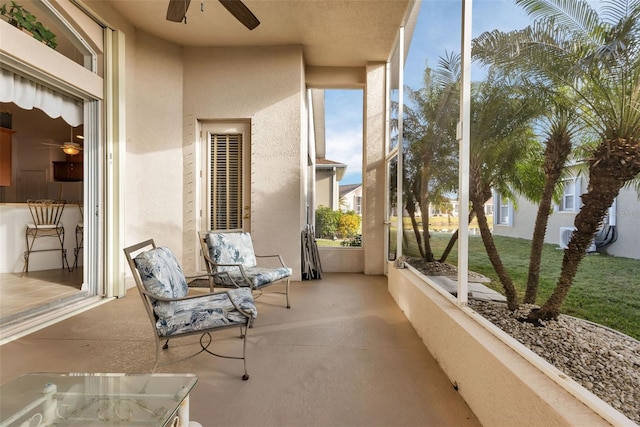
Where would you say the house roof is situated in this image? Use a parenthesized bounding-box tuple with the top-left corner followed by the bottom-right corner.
(98, 1, 419, 69)
(340, 183, 361, 197)
(316, 158, 346, 167)
(316, 157, 347, 181)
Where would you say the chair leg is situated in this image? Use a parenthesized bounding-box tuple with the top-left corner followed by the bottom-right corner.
(242, 324, 249, 381)
(57, 228, 71, 272)
(73, 225, 83, 270)
(23, 229, 36, 275)
(286, 278, 291, 309)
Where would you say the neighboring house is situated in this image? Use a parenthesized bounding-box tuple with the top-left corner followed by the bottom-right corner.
(339, 183, 362, 214)
(408, 197, 493, 219)
(0, 0, 421, 320)
(315, 158, 347, 211)
(492, 172, 640, 260)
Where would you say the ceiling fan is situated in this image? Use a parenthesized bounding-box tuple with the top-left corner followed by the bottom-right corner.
(41, 140, 83, 156)
(166, 0, 260, 30)
(41, 127, 84, 156)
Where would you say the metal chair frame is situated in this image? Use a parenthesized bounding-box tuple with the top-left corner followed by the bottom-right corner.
(73, 202, 83, 270)
(124, 239, 254, 380)
(198, 230, 291, 308)
(24, 199, 70, 274)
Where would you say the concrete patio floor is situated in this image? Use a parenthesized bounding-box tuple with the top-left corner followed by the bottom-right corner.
(0, 273, 481, 426)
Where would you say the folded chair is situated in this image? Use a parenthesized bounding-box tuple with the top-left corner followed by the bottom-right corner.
(199, 231, 292, 308)
(124, 239, 257, 380)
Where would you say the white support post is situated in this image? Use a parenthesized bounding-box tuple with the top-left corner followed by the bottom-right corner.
(457, 0, 472, 306)
(396, 26, 405, 258)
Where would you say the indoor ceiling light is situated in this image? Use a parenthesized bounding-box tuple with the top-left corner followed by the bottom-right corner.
(63, 145, 80, 155)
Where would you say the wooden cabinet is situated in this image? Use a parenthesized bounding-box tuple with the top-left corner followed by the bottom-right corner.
(53, 161, 83, 181)
(0, 127, 14, 187)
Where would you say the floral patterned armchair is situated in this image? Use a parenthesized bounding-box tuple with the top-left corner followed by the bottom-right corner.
(199, 231, 292, 308)
(124, 239, 257, 380)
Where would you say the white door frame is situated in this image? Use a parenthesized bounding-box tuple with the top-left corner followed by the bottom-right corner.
(196, 120, 252, 270)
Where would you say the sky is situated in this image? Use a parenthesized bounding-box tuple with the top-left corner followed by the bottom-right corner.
(324, 0, 534, 185)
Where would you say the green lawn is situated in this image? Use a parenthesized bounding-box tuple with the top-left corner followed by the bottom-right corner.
(316, 238, 347, 247)
(402, 231, 640, 340)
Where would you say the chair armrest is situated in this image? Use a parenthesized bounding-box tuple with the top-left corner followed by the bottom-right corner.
(139, 287, 233, 303)
(214, 263, 244, 268)
(255, 254, 288, 268)
(225, 289, 258, 319)
(214, 268, 254, 288)
(185, 272, 237, 291)
(199, 248, 254, 287)
(201, 251, 243, 270)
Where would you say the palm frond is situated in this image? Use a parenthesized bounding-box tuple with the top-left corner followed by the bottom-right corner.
(600, 0, 640, 24)
(515, 0, 601, 39)
(434, 51, 461, 89)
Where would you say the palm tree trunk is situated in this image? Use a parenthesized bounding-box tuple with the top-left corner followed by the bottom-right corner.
(406, 199, 425, 259)
(472, 194, 520, 310)
(418, 197, 435, 262)
(419, 152, 435, 262)
(439, 211, 476, 262)
(524, 133, 572, 303)
(534, 138, 640, 319)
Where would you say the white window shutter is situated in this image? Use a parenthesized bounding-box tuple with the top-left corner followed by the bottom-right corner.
(210, 134, 243, 230)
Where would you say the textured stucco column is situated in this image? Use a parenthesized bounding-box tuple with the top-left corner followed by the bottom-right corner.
(362, 62, 386, 275)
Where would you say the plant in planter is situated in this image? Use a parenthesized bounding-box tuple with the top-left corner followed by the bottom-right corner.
(0, 1, 57, 49)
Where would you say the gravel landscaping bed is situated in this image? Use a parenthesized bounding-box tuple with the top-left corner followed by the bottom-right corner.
(405, 258, 640, 423)
(470, 300, 640, 424)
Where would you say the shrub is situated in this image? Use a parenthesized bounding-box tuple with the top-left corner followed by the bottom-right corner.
(337, 210, 361, 239)
(341, 234, 362, 247)
(315, 206, 340, 239)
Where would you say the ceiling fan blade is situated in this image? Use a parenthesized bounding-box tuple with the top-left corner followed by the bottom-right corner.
(167, 0, 191, 22)
(218, 0, 260, 30)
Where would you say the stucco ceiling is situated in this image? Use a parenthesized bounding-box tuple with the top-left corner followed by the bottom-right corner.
(96, 0, 415, 68)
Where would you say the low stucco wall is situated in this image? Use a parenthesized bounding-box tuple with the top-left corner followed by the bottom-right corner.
(318, 247, 364, 273)
(388, 263, 631, 427)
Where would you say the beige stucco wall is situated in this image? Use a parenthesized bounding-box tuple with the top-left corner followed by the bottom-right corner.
(0, 21, 102, 99)
(606, 188, 640, 259)
(363, 63, 386, 275)
(2, 0, 392, 289)
(182, 46, 305, 280)
(124, 32, 185, 259)
(388, 265, 626, 426)
(319, 247, 364, 272)
(315, 171, 333, 208)
(109, 21, 377, 282)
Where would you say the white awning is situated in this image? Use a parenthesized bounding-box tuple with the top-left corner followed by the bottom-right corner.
(0, 67, 83, 126)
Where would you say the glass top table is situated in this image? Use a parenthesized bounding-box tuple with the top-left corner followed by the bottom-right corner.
(0, 373, 198, 426)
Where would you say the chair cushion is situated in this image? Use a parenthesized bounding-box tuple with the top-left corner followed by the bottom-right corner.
(214, 266, 292, 289)
(134, 247, 188, 318)
(205, 232, 257, 271)
(27, 223, 60, 229)
(156, 287, 257, 337)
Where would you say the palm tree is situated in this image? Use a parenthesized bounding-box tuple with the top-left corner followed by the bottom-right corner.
(402, 53, 460, 261)
(474, 19, 583, 305)
(522, 107, 578, 303)
(474, 0, 640, 319)
(467, 72, 542, 310)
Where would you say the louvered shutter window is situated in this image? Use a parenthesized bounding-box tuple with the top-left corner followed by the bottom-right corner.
(210, 134, 243, 230)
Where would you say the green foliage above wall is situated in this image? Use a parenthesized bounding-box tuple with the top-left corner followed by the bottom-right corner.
(0, 1, 57, 49)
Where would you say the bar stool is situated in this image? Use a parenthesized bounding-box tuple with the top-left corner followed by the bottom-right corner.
(73, 202, 83, 270)
(23, 199, 70, 274)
